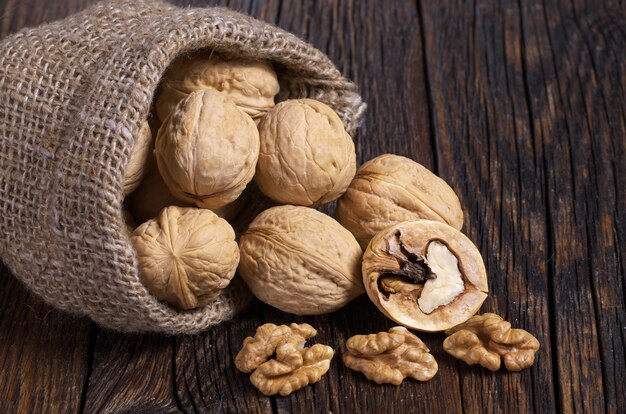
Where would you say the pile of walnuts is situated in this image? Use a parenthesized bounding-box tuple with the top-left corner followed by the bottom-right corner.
(122, 52, 539, 396)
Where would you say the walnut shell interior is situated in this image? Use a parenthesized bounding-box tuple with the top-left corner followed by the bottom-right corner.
(362, 220, 488, 332)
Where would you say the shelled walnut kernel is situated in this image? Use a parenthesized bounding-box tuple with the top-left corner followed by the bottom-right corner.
(443, 313, 540, 371)
(342, 326, 437, 385)
(235, 323, 334, 396)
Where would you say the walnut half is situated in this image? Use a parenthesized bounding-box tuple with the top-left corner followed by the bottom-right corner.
(342, 326, 438, 385)
(250, 342, 334, 396)
(443, 313, 540, 371)
(235, 323, 334, 396)
(362, 220, 489, 332)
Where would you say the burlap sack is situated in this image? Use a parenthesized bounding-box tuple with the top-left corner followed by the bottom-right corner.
(0, 0, 365, 334)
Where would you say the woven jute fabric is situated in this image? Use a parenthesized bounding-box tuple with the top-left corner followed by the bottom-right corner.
(0, 0, 365, 334)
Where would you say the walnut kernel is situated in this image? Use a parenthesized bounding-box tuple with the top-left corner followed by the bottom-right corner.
(342, 326, 437, 385)
(235, 323, 317, 373)
(443, 313, 540, 371)
(235, 323, 334, 396)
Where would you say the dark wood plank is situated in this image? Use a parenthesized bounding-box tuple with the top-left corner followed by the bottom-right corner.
(418, 1, 557, 412)
(83, 331, 179, 414)
(529, 1, 626, 412)
(420, 0, 626, 413)
(0, 267, 94, 414)
(173, 302, 273, 414)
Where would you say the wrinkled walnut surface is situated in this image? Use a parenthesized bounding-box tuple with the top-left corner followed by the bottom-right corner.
(156, 55, 279, 121)
(336, 154, 464, 249)
(343, 326, 438, 385)
(255, 99, 356, 207)
(123, 121, 153, 195)
(238, 205, 364, 315)
(444, 313, 540, 371)
(251, 343, 334, 396)
(131, 206, 239, 310)
(235, 323, 317, 373)
(156, 89, 259, 209)
(362, 220, 488, 332)
(235, 323, 333, 396)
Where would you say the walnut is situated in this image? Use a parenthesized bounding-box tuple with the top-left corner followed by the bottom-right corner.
(336, 154, 463, 249)
(129, 157, 246, 224)
(131, 206, 239, 310)
(342, 326, 437, 384)
(238, 205, 364, 315)
(251, 343, 334, 396)
(443, 313, 540, 371)
(235, 323, 317, 373)
(255, 99, 356, 207)
(156, 55, 279, 121)
(123, 121, 153, 195)
(235, 323, 334, 396)
(155, 89, 259, 209)
(129, 158, 191, 224)
(362, 220, 488, 332)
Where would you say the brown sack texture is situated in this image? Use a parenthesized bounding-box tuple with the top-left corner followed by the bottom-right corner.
(0, 0, 365, 334)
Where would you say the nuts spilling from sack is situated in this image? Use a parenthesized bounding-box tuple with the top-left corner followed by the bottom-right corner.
(122, 51, 540, 396)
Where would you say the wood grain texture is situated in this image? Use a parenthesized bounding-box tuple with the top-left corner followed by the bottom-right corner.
(0, 267, 93, 414)
(0, 0, 624, 413)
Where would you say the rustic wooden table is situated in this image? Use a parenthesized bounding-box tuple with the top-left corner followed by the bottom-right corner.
(1, 0, 624, 413)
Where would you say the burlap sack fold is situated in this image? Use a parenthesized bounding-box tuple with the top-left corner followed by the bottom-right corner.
(0, 0, 365, 334)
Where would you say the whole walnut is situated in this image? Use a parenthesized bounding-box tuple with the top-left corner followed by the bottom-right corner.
(155, 89, 259, 210)
(336, 154, 463, 249)
(156, 55, 279, 122)
(131, 206, 239, 310)
(123, 121, 153, 195)
(238, 205, 364, 314)
(255, 99, 356, 207)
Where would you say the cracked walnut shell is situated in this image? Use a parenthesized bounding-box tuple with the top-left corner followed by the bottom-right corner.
(155, 89, 259, 210)
(336, 154, 463, 249)
(238, 205, 364, 315)
(235, 323, 334, 396)
(255, 99, 357, 207)
(362, 220, 488, 332)
(156, 55, 279, 121)
(131, 206, 239, 310)
(443, 313, 540, 371)
(342, 326, 437, 385)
